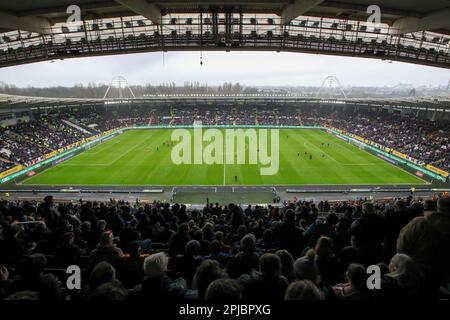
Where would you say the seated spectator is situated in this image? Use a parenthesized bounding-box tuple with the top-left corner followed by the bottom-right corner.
(119, 218, 141, 254)
(205, 278, 242, 301)
(285, 280, 324, 300)
(258, 229, 274, 251)
(168, 223, 190, 257)
(397, 196, 450, 290)
(173, 240, 203, 288)
(350, 202, 386, 266)
(273, 209, 305, 258)
(8, 254, 64, 300)
(304, 213, 338, 248)
(375, 253, 426, 300)
(332, 263, 371, 300)
(315, 236, 343, 286)
(192, 259, 226, 300)
(82, 261, 117, 299)
(334, 217, 351, 254)
(87, 279, 129, 301)
(206, 240, 231, 267)
(226, 234, 259, 278)
(293, 249, 318, 283)
(55, 232, 82, 266)
(130, 252, 185, 300)
(0, 223, 28, 264)
(193, 229, 210, 256)
(88, 231, 124, 270)
(275, 249, 295, 282)
(239, 253, 289, 301)
(118, 241, 147, 288)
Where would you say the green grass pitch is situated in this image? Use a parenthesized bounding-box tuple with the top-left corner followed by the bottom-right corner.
(22, 128, 426, 186)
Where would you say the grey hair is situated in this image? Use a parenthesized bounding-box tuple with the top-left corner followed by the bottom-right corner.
(388, 253, 425, 294)
(143, 252, 169, 278)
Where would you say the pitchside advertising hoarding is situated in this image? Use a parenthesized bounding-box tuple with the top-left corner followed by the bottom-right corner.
(0, 125, 449, 184)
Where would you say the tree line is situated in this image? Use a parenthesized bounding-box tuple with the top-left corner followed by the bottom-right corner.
(0, 81, 260, 98)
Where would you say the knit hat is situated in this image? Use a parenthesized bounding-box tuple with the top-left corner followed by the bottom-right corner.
(293, 249, 318, 282)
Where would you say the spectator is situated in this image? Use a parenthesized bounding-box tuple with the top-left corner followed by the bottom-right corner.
(332, 263, 371, 300)
(315, 236, 342, 286)
(207, 240, 231, 267)
(350, 202, 386, 265)
(131, 252, 185, 300)
(82, 261, 117, 298)
(37, 196, 60, 231)
(168, 223, 190, 257)
(273, 209, 305, 258)
(275, 249, 295, 282)
(193, 259, 226, 300)
(239, 253, 289, 301)
(226, 234, 259, 278)
(9, 254, 64, 300)
(397, 196, 450, 291)
(118, 241, 146, 288)
(293, 249, 318, 283)
(87, 279, 129, 300)
(285, 280, 324, 300)
(55, 232, 82, 266)
(88, 231, 124, 270)
(375, 253, 426, 300)
(205, 278, 242, 301)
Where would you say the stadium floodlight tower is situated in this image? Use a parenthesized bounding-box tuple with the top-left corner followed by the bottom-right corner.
(316, 76, 347, 99)
(103, 76, 135, 99)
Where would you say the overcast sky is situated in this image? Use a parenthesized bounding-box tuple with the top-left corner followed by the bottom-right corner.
(0, 51, 448, 88)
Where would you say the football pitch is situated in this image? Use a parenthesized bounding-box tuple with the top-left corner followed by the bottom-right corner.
(22, 128, 426, 186)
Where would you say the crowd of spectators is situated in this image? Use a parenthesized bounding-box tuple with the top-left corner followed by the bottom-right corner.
(0, 119, 89, 171)
(0, 194, 449, 301)
(0, 105, 449, 173)
(321, 111, 450, 171)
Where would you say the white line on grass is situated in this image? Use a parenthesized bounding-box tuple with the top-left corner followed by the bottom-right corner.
(223, 136, 226, 186)
(303, 141, 342, 165)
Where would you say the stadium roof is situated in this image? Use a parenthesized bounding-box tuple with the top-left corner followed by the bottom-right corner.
(0, 1, 449, 69)
(0, 93, 449, 112)
(0, 0, 449, 34)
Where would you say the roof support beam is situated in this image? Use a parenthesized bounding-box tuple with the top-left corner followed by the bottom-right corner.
(281, 0, 325, 25)
(115, 0, 161, 25)
(390, 8, 450, 34)
(0, 10, 51, 34)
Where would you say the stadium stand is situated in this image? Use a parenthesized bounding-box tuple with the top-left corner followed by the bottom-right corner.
(1, 105, 448, 173)
(0, 194, 449, 300)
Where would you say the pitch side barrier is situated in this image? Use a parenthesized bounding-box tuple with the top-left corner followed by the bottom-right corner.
(1, 124, 448, 184)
